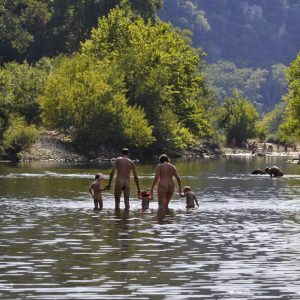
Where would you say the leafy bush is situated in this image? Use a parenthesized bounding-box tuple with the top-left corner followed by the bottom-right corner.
(3, 117, 38, 155)
(40, 54, 154, 151)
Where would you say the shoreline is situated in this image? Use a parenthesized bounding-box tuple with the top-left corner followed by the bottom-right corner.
(2, 131, 300, 163)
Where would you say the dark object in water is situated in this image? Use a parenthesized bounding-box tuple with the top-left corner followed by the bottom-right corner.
(265, 166, 284, 177)
(251, 169, 265, 175)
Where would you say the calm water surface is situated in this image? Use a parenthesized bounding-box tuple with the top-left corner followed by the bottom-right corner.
(1, 156, 300, 299)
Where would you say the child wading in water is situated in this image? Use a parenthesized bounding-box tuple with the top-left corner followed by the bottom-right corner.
(89, 173, 105, 211)
(183, 186, 199, 209)
(140, 191, 151, 211)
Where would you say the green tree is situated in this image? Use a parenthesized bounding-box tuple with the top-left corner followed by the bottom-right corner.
(0, 60, 49, 153)
(40, 54, 154, 153)
(0, 60, 47, 158)
(205, 60, 268, 109)
(82, 5, 213, 151)
(279, 53, 300, 142)
(0, 0, 162, 64)
(0, 61, 48, 126)
(219, 91, 259, 145)
(256, 102, 286, 142)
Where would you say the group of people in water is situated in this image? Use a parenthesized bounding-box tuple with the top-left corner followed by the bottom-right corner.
(251, 166, 284, 176)
(89, 148, 284, 212)
(89, 148, 199, 211)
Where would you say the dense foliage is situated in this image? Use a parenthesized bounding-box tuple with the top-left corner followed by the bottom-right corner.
(1, 0, 299, 159)
(205, 61, 287, 112)
(40, 6, 213, 153)
(0, 61, 46, 157)
(279, 53, 300, 142)
(159, 0, 300, 68)
(0, 0, 162, 64)
(218, 91, 259, 145)
(40, 54, 154, 153)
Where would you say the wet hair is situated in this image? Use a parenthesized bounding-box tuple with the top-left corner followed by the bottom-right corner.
(183, 186, 192, 193)
(159, 154, 170, 163)
(95, 173, 104, 180)
(121, 148, 129, 155)
(265, 167, 269, 173)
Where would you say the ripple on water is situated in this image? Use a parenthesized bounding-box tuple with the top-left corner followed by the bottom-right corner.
(1, 169, 300, 298)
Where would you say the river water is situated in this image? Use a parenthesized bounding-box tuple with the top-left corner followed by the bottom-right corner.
(1, 156, 300, 299)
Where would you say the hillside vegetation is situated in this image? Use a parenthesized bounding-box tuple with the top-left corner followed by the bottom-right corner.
(1, 0, 300, 160)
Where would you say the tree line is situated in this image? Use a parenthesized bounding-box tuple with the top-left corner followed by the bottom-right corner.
(0, 1, 300, 160)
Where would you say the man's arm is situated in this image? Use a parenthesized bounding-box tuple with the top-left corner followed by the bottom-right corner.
(150, 165, 160, 198)
(89, 184, 94, 197)
(173, 166, 183, 196)
(132, 163, 141, 198)
(106, 162, 117, 189)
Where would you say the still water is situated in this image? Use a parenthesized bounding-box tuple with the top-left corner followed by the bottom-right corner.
(1, 156, 300, 299)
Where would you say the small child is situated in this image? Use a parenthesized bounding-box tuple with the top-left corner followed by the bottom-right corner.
(89, 173, 105, 211)
(140, 191, 151, 211)
(183, 186, 199, 209)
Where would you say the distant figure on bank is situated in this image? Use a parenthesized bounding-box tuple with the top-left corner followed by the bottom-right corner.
(106, 148, 140, 210)
(182, 186, 199, 209)
(140, 191, 151, 211)
(265, 166, 284, 177)
(150, 154, 183, 210)
(89, 173, 105, 211)
(231, 137, 237, 152)
(251, 169, 265, 175)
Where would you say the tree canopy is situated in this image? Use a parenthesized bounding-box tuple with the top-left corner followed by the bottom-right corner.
(218, 91, 259, 145)
(0, 0, 162, 64)
(39, 5, 214, 153)
(279, 53, 300, 142)
(80, 5, 213, 151)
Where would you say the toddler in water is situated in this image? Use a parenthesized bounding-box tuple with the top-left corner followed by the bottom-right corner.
(89, 173, 105, 211)
(183, 186, 199, 209)
(140, 191, 151, 211)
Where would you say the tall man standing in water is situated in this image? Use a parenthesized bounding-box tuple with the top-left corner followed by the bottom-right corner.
(106, 148, 141, 210)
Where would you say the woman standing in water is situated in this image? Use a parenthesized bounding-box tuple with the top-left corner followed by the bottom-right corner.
(150, 154, 183, 209)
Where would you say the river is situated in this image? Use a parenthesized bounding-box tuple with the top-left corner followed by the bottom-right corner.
(1, 155, 300, 299)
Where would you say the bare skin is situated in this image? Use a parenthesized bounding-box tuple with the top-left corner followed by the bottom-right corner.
(150, 162, 183, 209)
(106, 155, 140, 210)
(89, 178, 104, 211)
(184, 190, 199, 209)
(265, 166, 284, 177)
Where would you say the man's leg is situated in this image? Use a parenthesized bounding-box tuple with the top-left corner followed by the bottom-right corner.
(123, 186, 130, 210)
(114, 184, 122, 210)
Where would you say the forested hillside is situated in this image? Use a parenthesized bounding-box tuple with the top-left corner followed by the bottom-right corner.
(1, 0, 300, 160)
(159, 0, 300, 112)
(0, 0, 162, 64)
(159, 0, 300, 68)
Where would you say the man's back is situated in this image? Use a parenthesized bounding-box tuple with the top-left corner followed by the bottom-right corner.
(115, 157, 133, 179)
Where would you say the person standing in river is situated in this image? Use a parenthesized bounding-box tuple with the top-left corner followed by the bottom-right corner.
(265, 166, 284, 177)
(150, 154, 183, 210)
(106, 148, 141, 210)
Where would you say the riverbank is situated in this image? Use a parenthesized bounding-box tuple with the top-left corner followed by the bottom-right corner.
(17, 131, 88, 162)
(10, 131, 300, 162)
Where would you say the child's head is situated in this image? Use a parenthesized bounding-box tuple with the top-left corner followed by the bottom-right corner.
(183, 186, 192, 194)
(95, 173, 104, 180)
